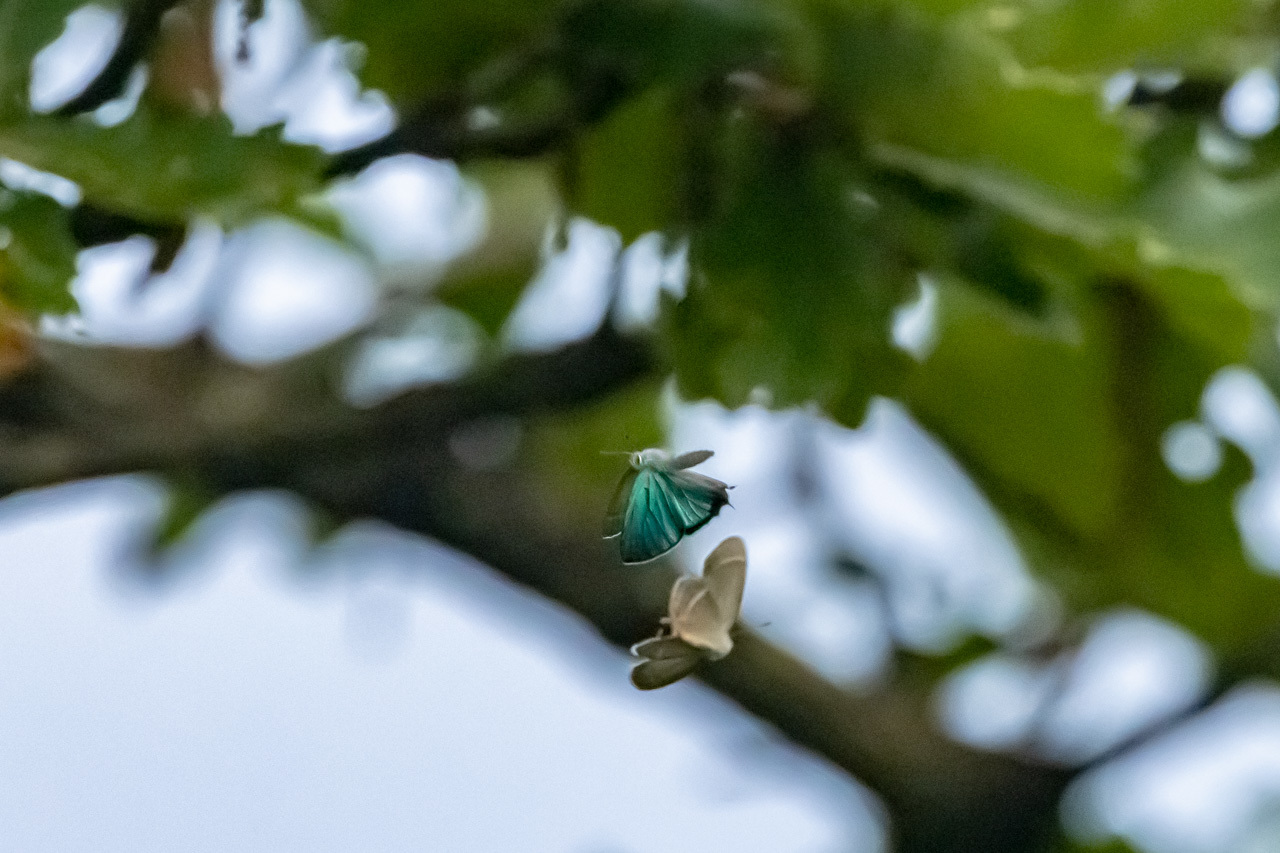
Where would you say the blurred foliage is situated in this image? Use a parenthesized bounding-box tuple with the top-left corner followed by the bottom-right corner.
(12, 0, 1280, 848)
(0, 106, 325, 224)
(0, 188, 78, 314)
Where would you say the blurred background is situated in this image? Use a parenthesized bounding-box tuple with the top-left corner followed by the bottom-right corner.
(6, 1, 1280, 851)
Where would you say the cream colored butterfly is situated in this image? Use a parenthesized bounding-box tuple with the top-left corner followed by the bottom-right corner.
(630, 536, 747, 690)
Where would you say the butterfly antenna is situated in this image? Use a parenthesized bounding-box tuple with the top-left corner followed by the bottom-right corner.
(599, 450, 632, 456)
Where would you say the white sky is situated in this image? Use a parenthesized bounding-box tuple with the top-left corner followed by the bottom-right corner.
(0, 479, 880, 853)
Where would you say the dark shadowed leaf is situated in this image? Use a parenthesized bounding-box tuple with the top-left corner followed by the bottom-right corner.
(0, 188, 78, 314)
(668, 127, 911, 423)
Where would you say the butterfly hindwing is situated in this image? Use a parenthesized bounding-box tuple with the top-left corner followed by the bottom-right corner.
(665, 469, 730, 534)
(619, 468, 682, 563)
(629, 636, 704, 690)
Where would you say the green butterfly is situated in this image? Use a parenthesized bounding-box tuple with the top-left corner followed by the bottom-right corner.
(604, 448, 731, 564)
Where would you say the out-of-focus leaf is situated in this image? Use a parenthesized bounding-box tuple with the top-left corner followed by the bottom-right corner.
(302, 0, 563, 104)
(815, 2, 1136, 204)
(991, 0, 1257, 76)
(556, 0, 803, 94)
(899, 0, 1256, 75)
(907, 275, 1278, 649)
(152, 476, 220, 552)
(0, 0, 104, 117)
(1057, 837, 1144, 853)
(905, 278, 1123, 537)
(437, 267, 532, 339)
(668, 129, 911, 423)
(0, 105, 325, 225)
(523, 376, 667, 528)
(572, 87, 682, 243)
(0, 188, 78, 314)
(1135, 159, 1280, 313)
(1123, 253, 1255, 360)
(0, 305, 33, 378)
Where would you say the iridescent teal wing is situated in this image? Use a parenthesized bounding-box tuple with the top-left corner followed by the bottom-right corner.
(617, 468, 730, 563)
(618, 468, 683, 563)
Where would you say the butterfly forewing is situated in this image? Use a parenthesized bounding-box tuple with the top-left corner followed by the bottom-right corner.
(671, 449, 714, 470)
(702, 536, 747, 623)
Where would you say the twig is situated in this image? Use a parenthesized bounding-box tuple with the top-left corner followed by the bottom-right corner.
(55, 0, 183, 116)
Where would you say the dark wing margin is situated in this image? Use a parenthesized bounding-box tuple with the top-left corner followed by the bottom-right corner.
(665, 469, 731, 534)
(603, 467, 639, 539)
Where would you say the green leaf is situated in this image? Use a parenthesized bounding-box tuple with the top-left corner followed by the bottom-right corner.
(572, 87, 682, 243)
(556, 0, 803, 94)
(523, 376, 667, 528)
(0, 106, 325, 225)
(897, 0, 1258, 75)
(668, 129, 911, 422)
(0, 188, 78, 314)
(992, 0, 1258, 76)
(816, 2, 1137, 204)
(152, 476, 220, 552)
(0, 1, 110, 117)
(302, 0, 562, 104)
(1134, 158, 1280, 314)
(906, 273, 1279, 650)
(905, 278, 1124, 537)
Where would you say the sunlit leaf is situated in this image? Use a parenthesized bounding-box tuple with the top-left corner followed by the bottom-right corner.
(814, 2, 1137, 203)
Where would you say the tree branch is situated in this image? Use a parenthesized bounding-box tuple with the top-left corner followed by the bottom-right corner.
(0, 328, 1072, 853)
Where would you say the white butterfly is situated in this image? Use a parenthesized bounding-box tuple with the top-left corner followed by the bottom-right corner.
(630, 536, 747, 690)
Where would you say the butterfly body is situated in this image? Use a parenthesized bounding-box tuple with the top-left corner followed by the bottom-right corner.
(605, 449, 731, 564)
(630, 536, 748, 690)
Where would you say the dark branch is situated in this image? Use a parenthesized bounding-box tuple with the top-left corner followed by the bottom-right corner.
(327, 59, 635, 177)
(1127, 76, 1230, 114)
(69, 205, 186, 272)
